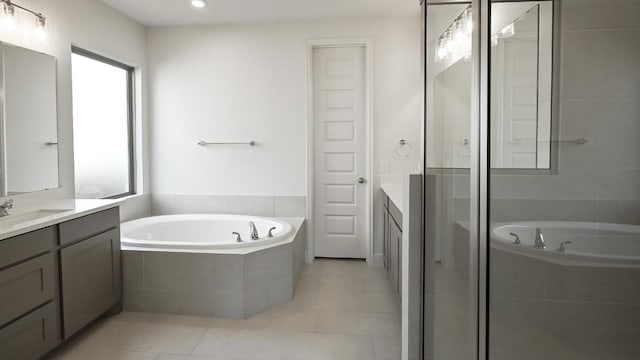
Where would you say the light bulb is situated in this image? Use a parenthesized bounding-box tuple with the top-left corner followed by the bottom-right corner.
(1, 2, 15, 31)
(500, 23, 515, 38)
(444, 31, 455, 53)
(465, 9, 473, 34)
(191, 0, 207, 8)
(34, 15, 48, 41)
(435, 38, 448, 62)
(454, 20, 466, 45)
(491, 34, 499, 47)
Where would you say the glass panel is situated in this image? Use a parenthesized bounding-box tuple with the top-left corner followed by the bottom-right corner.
(424, 2, 477, 359)
(489, 0, 640, 359)
(72, 52, 132, 199)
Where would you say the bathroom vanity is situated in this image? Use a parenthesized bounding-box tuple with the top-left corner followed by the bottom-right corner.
(0, 200, 121, 359)
(381, 184, 403, 303)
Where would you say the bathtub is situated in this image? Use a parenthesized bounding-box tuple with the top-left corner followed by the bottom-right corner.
(121, 214, 293, 252)
(492, 221, 640, 268)
(120, 214, 306, 318)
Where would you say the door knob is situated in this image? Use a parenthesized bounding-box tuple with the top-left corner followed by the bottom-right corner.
(357, 177, 366, 184)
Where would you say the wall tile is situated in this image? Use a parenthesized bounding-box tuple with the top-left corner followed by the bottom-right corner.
(562, 0, 603, 30)
(224, 196, 275, 216)
(602, 0, 640, 29)
(274, 196, 306, 217)
(150, 194, 176, 215)
(174, 194, 225, 214)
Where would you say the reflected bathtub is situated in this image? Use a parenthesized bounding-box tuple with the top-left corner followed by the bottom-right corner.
(492, 221, 640, 268)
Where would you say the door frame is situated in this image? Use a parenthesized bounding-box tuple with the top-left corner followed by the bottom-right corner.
(305, 38, 374, 264)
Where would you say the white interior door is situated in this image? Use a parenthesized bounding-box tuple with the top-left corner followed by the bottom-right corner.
(313, 46, 367, 259)
(499, 37, 538, 168)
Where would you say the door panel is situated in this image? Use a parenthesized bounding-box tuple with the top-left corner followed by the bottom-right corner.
(61, 228, 121, 338)
(313, 46, 367, 259)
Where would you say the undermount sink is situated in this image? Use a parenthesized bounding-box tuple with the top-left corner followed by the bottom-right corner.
(0, 209, 73, 227)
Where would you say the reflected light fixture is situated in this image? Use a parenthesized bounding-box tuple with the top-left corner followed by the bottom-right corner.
(191, 0, 207, 8)
(0, 0, 47, 41)
(500, 23, 515, 38)
(435, 5, 472, 64)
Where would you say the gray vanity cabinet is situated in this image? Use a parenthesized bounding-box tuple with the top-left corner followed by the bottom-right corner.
(59, 208, 121, 338)
(383, 192, 403, 302)
(0, 206, 122, 359)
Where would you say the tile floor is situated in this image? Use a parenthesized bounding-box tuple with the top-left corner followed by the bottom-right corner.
(51, 259, 401, 360)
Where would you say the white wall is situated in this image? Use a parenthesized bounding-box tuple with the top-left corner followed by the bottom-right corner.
(148, 16, 422, 258)
(148, 16, 422, 197)
(0, 0, 150, 218)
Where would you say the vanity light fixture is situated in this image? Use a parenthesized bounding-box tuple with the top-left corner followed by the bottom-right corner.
(0, 0, 48, 41)
(191, 0, 207, 8)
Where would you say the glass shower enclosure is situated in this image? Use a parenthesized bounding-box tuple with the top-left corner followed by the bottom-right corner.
(422, 0, 640, 359)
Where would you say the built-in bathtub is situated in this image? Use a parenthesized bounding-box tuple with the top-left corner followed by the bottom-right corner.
(120, 214, 306, 319)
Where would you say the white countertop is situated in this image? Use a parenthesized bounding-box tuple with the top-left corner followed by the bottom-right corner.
(380, 183, 403, 212)
(0, 199, 122, 241)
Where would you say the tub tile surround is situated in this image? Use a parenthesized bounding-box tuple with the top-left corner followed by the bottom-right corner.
(53, 259, 401, 360)
(151, 194, 306, 217)
(123, 219, 306, 319)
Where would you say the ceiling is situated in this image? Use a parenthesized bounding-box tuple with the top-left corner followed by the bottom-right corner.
(101, 0, 421, 27)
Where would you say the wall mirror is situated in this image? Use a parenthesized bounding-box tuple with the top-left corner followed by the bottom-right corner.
(0, 42, 59, 196)
(426, 0, 554, 170)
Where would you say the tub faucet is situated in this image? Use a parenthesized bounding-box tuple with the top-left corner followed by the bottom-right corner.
(534, 228, 546, 249)
(0, 199, 13, 217)
(249, 222, 259, 240)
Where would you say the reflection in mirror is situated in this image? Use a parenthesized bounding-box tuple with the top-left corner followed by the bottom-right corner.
(426, 1, 554, 170)
(0, 43, 59, 196)
(490, 2, 553, 169)
(426, 3, 472, 170)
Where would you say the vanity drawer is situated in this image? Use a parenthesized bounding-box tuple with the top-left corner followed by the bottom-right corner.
(59, 207, 119, 247)
(0, 226, 57, 270)
(0, 301, 59, 360)
(0, 252, 56, 327)
(0, 253, 57, 326)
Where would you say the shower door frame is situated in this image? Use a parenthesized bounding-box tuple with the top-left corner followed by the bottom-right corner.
(423, 0, 562, 359)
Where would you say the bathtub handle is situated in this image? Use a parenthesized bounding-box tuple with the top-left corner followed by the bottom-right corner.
(558, 241, 572, 253)
(232, 232, 242, 242)
(509, 232, 520, 245)
(268, 226, 276, 238)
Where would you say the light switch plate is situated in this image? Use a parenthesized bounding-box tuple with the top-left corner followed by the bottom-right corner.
(380, 161, 389, 174)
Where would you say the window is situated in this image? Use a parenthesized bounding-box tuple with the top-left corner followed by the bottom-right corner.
(71, 47, 135, 199)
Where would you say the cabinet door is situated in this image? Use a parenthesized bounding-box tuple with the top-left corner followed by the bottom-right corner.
(389, 220, 399, 297)
(383, 209, 389, 271)
(60, 228, 121, 338)
(397, 225, 402, 301)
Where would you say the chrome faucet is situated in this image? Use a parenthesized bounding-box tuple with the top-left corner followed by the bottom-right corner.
(249, 222, 259, 240)
(0, 199, 13, 217)
(534, 228, 546, 249)
(267, 226, 276, 238)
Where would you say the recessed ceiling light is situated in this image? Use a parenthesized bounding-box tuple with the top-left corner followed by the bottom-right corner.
(191, 0, 207, 8)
